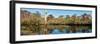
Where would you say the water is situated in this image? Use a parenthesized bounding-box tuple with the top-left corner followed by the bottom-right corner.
(21, 25, 92, 35)
(48, 25, 92, 34)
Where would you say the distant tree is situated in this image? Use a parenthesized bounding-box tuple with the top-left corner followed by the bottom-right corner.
(48, 14, 54, 18)
(70, 14, 77, 24)
(47, 14, 54, 21)
(82, 13, 87, 16)
(66, 15, 70, 19)
(72, 14, 76, 18)
(81, 13, 89, 24)
(82, 13, 88, 19)
(21, 10, 32, 19)
(21, 10, 31, 15)
(64, 15, 71, 24)
(32, 13, 36, 15)
(59, 15, 64, 18)
(35, 11, 41, 17)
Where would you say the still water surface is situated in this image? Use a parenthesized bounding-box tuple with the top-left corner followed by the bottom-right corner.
(21, 25, 92, 35)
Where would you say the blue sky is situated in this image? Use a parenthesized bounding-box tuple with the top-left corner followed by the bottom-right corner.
(21, 8, 92, 18)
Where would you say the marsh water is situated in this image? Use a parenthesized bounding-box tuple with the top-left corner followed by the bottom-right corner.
(21, 25, 92, 35)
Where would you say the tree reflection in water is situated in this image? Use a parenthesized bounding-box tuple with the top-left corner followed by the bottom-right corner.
(21, 25, 92, 35)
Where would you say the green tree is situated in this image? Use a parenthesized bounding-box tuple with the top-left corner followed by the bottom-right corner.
(59, 15, 64, 18)
(66, 15, 70, 19)
(70, 14, 76, 24)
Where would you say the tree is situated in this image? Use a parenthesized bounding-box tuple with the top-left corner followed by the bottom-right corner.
(47, 14, 54, 22)
(35, 11, 41, 17)
(66, 15, 70, 19)
(59, 15, 64, 18)
(70, 14, 77, 24)
(81, 13, 89, 24)
(48, 14, 54, 18)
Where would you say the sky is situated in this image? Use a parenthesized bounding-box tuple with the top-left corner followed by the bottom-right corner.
(21, 8, 92, 18)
